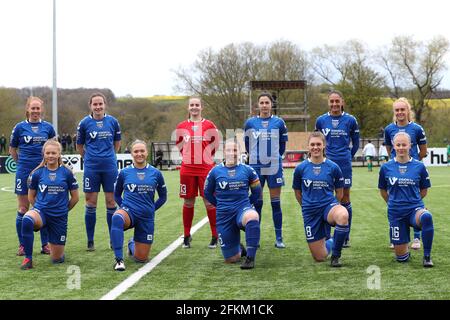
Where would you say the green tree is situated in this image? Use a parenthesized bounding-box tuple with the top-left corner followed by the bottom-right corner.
(311, 40, 389, 136)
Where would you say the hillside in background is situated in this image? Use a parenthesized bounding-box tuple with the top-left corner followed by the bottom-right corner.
(1, 87, 449, 148)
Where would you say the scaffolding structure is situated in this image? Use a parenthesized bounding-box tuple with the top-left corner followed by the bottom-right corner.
(246, 80, 309, 131)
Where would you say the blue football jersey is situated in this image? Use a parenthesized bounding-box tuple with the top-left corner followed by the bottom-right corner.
(315, 112, 360, 161)
(292, 159, 344, 216)
(28, 165, 78, 216)
(244, 115, 288, 168)
(204, 163, 259, 224)
(76, 114, 121, 170)
(378, 158, 431, 215)
(10, 120, 56, 170)
(384, 122, 427, 160)
(115, 164, 166, 219)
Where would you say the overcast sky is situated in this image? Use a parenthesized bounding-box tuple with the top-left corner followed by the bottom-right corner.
(1, 0, 449, 97)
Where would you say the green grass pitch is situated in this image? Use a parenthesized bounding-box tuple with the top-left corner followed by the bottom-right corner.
(0, 167, 449, 300)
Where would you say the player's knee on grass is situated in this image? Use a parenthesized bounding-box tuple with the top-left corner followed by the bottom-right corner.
(50, 247, 65, 263)
(312, 251, 327, 262)
(224, 253, 241, 264)
(394, 243, 409, 258)
(309, 240, 328, 262)
(133, 243, 151, 263)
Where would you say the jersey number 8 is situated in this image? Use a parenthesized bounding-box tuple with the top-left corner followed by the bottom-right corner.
(305, 226, 312, 238)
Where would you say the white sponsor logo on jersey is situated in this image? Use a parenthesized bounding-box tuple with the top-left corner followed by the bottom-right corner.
(39, 184, 48, 192)
(389, 177, 398, 185)
(252, 131, 261, 139)
(321, 129, 331, 136)
(218, 181, 228, 189)
(89, 131, 98, 139)
(127, 184, 137, 192)
(24, 136, 32, 143)
(304, 179, 312, 187)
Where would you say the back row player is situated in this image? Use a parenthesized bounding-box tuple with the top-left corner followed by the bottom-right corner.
(244, 93, 288, 248)
(315, 91, 360, 247)
(175, 97, 220, 249)
(76, 93, 122, 251)
(10, 97, 56, 256)
(384, 97, 427, 250)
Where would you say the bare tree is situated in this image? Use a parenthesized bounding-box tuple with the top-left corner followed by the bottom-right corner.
(174, 40, 312, 131)
(310, 40, 366, 85)
(380, 35, 449, 123)
(174, 42, 264, 130)
(263, 40, 312, 82)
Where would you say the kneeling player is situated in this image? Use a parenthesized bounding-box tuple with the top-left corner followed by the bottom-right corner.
(20, 140, 79, 270)
(379, 132, 434, 267)
(204, 140, 262, 269)
(111, 140, 167, 271)
(292, 132, 349, 267)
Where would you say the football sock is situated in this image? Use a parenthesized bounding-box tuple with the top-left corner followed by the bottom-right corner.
(413, 226, 421, 240)
(182, 205, 194, 237)
(40, 225, 49, 246)
(85, 206, 96, 242)
(22, 215, 35, 260)
(16, 212, 24, 245)
(254, 199, 263, 224)
(128, 238, 135, 256)
(396, 252, 410, 262)
(206, 205, 218, 238)
(111, 214, 125, 260)
(420, 211, 434, 257)
(245, 220, 260, 258)
(326, 238, 334, 256)
(332, 224, 349, 258)
(270, 197, 283, 241)
(342, 202, 352, 241)
(106, 207, 117, 235)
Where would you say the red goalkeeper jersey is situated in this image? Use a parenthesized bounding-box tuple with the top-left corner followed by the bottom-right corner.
(175, 119, 219, 176)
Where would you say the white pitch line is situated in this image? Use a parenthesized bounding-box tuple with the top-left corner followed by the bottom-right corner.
(100, 216, 209, 300)
(0, 186, 14, 192)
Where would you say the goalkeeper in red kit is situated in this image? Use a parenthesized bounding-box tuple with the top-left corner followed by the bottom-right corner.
(175, 96, 220, 248)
